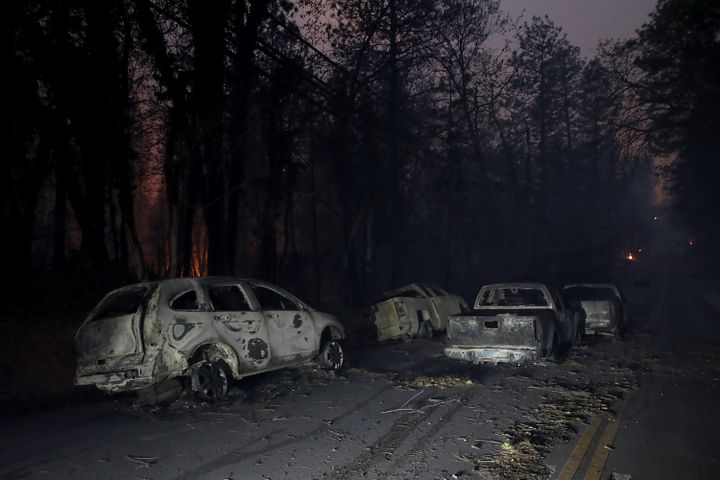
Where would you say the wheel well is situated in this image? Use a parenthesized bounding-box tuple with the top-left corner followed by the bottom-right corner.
(536, 320, 557, 359)
(320, 326, 343, 346)
(188, 343, 239, 377)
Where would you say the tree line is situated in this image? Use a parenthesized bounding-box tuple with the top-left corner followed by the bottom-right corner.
(3, 0, 718, 307)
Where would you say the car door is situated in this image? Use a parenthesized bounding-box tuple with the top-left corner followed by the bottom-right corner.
(165, 285, 213, 354)
(206, 283, 272, 371)
(423, 284, 459, 330)
(248, 283, 317, 364)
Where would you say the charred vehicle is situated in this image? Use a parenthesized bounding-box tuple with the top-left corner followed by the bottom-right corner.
(75, 277, 345, 401)
(445, 283, 582, 364)
(563, 283, 627, 335)
(370, 283, 467, 341)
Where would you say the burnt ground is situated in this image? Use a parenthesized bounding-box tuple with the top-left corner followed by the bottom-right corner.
(1, 255, 719, 479)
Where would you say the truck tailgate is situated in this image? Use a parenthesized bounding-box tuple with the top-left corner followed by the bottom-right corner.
(580, 300, 615, 332)
(447, 313, 537, 347)
(445, 313, 538, 364)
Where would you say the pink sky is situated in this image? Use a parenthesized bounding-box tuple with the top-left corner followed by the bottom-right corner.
(499, 0, 658, 56)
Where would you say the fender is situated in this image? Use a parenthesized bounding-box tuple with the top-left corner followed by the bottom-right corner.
(186, 342, 241, 378)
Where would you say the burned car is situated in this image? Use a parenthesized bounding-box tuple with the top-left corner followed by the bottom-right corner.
(370, 283, 467, 341)
(75, 277, 345, 401)
(562, 283, 628, 335)
(445, 283, 582, 364)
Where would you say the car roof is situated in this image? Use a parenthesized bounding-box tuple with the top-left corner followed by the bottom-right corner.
(105, 276, 280, 298)
(480, 282, 550, 290)
(563, 283, 618, 289)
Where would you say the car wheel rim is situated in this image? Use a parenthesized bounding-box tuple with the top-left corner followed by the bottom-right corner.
(324, 342, 344, 370)
(196, 361, 229, 400)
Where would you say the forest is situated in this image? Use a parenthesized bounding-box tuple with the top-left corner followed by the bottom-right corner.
(3, 0, 719, 309)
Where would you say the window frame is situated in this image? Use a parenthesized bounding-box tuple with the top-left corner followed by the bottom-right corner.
(250, 284, 302, 311)
(206, 283, 255, 312)
(91, 285, 152, 322)
(169, 289, 203, 312)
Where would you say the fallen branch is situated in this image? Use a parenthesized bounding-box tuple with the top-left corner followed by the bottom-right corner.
(381, 389, 424, 414)
(125, 455, 161, 469)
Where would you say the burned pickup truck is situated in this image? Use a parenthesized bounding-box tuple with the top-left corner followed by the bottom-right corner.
(75, 277, 345, 402)
(444, 283, 582, 364)
(563, 283, 628, 335)
(369, 283, 468, 341)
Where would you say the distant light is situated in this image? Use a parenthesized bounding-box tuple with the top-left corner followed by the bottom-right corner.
(689, 239, 695, 246)
(638, 248, 643, 253)
(653, 216, 658, 221)
(625, 252, 635, 261)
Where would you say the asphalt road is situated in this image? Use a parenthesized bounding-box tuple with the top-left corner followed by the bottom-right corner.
(598, 265, 720, 479)
(2, 256, 718, 480)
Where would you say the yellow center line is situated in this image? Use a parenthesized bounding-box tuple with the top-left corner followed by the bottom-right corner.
(561, 252, 662, 479)
(558, 417, 602, 480)
(584, 399, 629, 480)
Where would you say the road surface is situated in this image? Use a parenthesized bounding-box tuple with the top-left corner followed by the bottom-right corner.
(2, 255, 719, 480)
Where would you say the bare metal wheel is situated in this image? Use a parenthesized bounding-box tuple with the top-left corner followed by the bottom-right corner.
(319, 340, 344, 371)
(193, 360, 230, 401)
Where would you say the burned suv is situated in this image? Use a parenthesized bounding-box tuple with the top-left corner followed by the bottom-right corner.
(75, 277, 345, 401)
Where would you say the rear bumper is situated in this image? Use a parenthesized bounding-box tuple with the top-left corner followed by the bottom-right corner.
(444, 346, 536, 365)
(75, 369, 161, 393)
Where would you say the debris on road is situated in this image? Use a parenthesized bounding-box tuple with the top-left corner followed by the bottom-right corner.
(125, 454, 162, 469)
